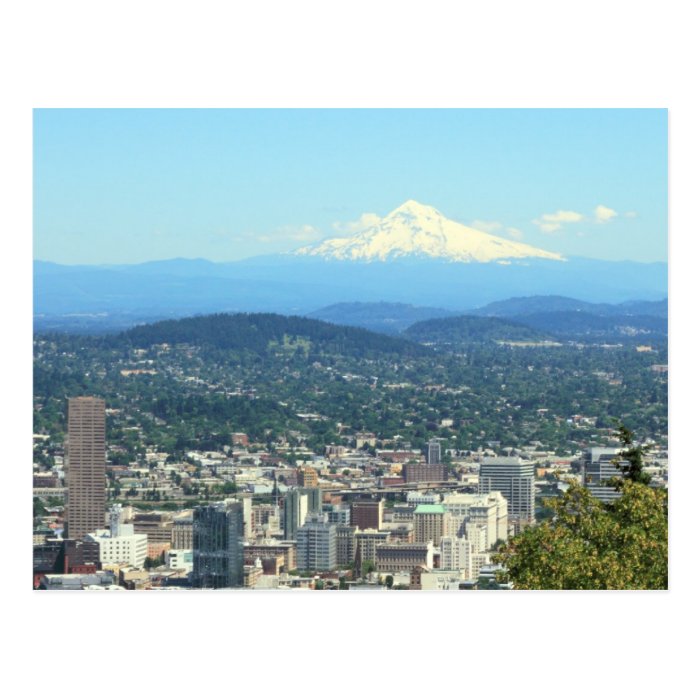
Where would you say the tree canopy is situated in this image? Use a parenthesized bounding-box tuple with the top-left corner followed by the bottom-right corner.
(494, 479, 667, 589)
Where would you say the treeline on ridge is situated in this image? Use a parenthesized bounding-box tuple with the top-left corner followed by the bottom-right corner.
(111, 313, 428, 358)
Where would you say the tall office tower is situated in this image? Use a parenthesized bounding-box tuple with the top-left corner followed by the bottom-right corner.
(478, 457, 536, 529)
(283, 489, 307, 540)
(581, 447, 626, 502)
(192, 500, 245, 588)
(241, 495, 253, 540)
(283, 487, 321, 539)
(65, 397, 106, 540)
(296, 513, 337, 572)
(413, 504, 448, 544)
(426, 439, 441, 465)
(300, 487, 322, 514)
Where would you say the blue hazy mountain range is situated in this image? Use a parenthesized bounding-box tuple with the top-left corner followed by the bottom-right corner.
(34, 254, 667, 330)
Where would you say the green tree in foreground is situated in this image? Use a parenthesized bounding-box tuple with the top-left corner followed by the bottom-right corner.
(494, 479, 667, 589)
(613, 423, 652, 485)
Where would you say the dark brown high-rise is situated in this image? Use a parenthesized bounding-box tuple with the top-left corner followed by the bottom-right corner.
(66, 397, 106, 539)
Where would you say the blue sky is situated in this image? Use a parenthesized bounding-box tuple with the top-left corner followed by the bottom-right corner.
(33, 109, 667, 264)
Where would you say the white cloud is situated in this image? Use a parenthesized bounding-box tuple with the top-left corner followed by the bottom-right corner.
(471, 220, 523, 240)
(532, 210, 585, 233)
(594, 204, 618, 223)
(470, 219, 503, 233)
(332, 212, 381, 234)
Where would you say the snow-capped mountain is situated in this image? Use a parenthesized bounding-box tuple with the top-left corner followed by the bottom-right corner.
(295, 200, 565, 263)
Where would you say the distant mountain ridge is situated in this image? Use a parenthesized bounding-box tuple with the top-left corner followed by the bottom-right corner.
(473, 295, 668, 318)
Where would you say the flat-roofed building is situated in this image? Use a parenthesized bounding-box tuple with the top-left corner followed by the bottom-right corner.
(283, 489, 308, 540)
(132, 511, 174, 544)
(413, 504, 448, 545)
(353, 528, 390, 567)
(402, 463, 448, 483)
(172, 512, 193, 549)
(407, 491, 441, 507)
(442, 492, 508, 548)
(351, 499, 384, 530)
(192, 500, 245, 588)
(375, 542, 434, 573)
(479, 457, 535, 527)
(298, 467, 319, 488)
(244, 542, 296, 572)
(297, 513, 337, 572)
(582, 447, 626, 502)
(336, 524, 358, 566)
(86, 527, 148, 568)
(323, 503, 351, 525)
(426, 439, 441, 465)
(65, 397, 106, 539)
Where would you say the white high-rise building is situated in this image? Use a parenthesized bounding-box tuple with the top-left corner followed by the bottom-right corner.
(442, 492, 508, 547)
(85, 502, 148, 568)
(463, 523, 489, 553)
(479, 457, 535, 527)
(440, 536, 471, 571)
(297, 513, 337, 572)
(241, 496, 253, 540)
(440, 535, 492, 580)
(86, 525, 148, 568)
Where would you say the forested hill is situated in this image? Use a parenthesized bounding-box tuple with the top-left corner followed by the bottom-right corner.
(404, 315, 550, 344)
(507, 311, 668, 336)
(111, 313, 427, 357)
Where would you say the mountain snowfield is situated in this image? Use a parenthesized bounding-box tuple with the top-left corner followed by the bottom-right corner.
(295, 200, 565, 263)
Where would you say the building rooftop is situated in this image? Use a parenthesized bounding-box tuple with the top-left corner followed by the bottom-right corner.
(413, 504, 446, 514)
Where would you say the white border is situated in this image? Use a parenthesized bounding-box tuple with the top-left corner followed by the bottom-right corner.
(3, 1, 695, 696)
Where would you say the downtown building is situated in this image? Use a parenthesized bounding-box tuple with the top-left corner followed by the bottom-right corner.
(442, 491, 508, 548)
(283, 487, 322, 539)
(375, 542, 434, 573)
(353, 528, 390, 568)
(478, 457, 535, 529)
(426, 438, 441, 465)
(85, 504, 148, 569)
(65, 397, 106, 540)
(296, 513, 337, 572)
(192, 500, 245, 588)
(582, 447, 626, 502)
(402, 463, 448, 483)
(350, 499, 384, 530)
(440, 536, 491, 580)
(413, 504, 449, 545)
